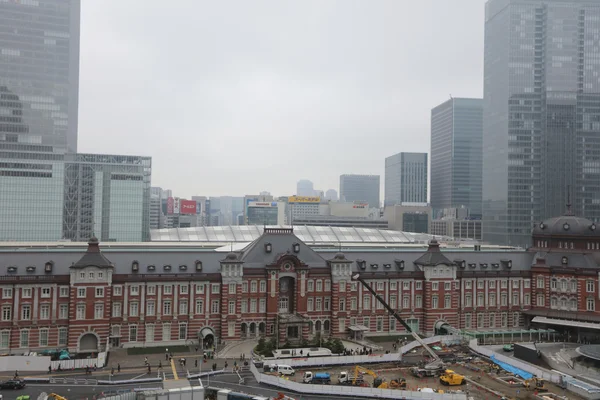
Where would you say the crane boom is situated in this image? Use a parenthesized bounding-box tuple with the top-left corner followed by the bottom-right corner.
(352, 273, 442, 367)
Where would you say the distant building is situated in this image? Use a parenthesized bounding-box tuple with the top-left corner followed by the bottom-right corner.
(243, 194, 274, 224)
(292, 216, 388, 229)
(431, 219, 483, 241)
(384, 153, 428, 206)
(62, 153, 152, 242)
(150, 187, 165, 230)
(296, 180, 315, 197)
(339, 174, 380, 209)
(287, 196, 322, 222)
(431, 98, 482, 218)
(384, 203, 432, 234)
(325, 189, 338, 201)
(246, 201, 285, 225)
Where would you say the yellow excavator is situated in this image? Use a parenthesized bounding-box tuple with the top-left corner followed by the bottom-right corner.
(523, 377, 546, 392)
(379, 377, 407, 389)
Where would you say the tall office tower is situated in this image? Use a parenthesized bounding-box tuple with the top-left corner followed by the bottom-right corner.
(431, 98, 483, 218)
(0, 0, 80, 241)
(150, 187, 164, 229)
(62, 154, 151, 242)
(339, 174, 380, 208)
(384, 153, 428, 206)
(296, 179, 315, 196)
(483, 0, 600, 247)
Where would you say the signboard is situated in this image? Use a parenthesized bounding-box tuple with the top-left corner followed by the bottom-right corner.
(288, 196, 320, 203)
(353, 204, 368, 209)
(166, 197, 174, 215)
(173, 198, 181, 214)
(180, 199, 197, 215)
(250, 202, 277, 207)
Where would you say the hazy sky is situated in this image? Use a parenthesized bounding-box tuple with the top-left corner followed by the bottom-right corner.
(79, 0, 485, 198)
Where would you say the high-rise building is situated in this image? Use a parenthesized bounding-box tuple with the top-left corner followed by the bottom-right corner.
(384, 153, 428, 206)
(483, 0, 600, 247)
(296, 180, 315, 196)
(150, 187, 164, 230)
(339, 174, 380, 208)
(431, 98, 483, 218)
(0, 0, 80, 241)
(62, 154, 151, 242)
(0, 0, 80, 153)
(0, 0, 153, 242)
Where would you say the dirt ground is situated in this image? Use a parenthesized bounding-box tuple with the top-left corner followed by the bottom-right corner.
(289, 358, 584, 400)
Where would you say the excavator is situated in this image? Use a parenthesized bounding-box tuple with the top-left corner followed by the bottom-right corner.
(46, 394, 67, 400)
(338, 365, 384, 388)
(379, 377, 407, 389)
(352, 273, 445, 378)
(523, 377, 547, 392)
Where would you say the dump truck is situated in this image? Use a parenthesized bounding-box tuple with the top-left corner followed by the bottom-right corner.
(302, 371, 331, 384)
(439, 369, 466, 386)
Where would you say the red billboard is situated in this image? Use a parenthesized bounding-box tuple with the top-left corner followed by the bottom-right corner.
(166, 197, 174, 215)
(180, 199, 197, 215)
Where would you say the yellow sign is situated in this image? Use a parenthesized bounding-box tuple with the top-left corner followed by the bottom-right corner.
(288, 196, 321, 203)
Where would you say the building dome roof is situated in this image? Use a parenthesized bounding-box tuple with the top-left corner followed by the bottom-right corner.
(533, 208, 598, 237)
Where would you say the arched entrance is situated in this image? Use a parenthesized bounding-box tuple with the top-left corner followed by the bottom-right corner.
(241, 323, 247, 339)
(199, 327, 215, 349)
(249, 322, 256, 337)
(79, 333, 99, 352)
(259, 322, 266, 336)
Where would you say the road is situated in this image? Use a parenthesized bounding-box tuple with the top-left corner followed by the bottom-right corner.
(2, 382, 161, 400)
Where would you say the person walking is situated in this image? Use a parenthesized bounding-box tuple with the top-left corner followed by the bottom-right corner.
(117, 363, 121, 373)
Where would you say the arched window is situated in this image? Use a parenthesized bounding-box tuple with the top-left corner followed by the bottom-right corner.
(324, 320, 330, 332)
(315, 320, 322, 332)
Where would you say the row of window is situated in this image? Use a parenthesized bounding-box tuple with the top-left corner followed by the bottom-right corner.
(537, 277, 595, 292)
(2, 286, 70, 299)
(0, 328, 68, 349)
(112, 299, 220, 318)
(464, 292, 529, 307)
(117, 323, 188, 343)
(2, 304, 69, 321)
(464, 312, 520, 329)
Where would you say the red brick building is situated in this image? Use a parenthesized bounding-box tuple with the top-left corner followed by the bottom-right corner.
(0, 211, 598, 353)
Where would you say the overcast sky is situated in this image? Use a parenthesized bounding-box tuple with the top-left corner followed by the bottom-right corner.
(78, 0, 485, 199)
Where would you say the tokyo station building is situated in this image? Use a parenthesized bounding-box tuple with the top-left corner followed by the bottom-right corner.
(0, 210, 599, 354)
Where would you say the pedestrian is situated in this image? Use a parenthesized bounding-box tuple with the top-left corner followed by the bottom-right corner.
(158, 361, 162, 370)
(117, 363, 121, 373)
(147, 365, 151, 374)
(111, 367, 114, 376)
(48, 365, 51, 374)
(165, 352, 169, 361)
(144, 356, 148, 366)
(14, 370, 18, 379)
(195, 346, 198, 352)
(195, 359, 198, 368)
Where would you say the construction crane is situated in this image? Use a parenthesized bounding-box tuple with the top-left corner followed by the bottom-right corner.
(352, 273, 444, 374)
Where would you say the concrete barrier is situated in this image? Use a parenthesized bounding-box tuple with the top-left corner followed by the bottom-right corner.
(97, 378, 162, 385)
(0, 355, 51, 372)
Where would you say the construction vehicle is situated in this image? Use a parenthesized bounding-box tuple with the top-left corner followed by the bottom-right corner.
(352, 273, 445, 377)
(338, 365, 383, 387)
(523, 377, 547, 392)
(47, 394, 68, 400)
(378, 378, 407, 389)
(439, 369, 465, 386)
(302, 371, 331, 384)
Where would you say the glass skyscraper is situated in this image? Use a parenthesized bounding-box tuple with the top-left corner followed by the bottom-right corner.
(483, 0, 600, 247)
(431, 98, 483, 218)
(0, 0, 80, 241)
(384, 152, 428, 206)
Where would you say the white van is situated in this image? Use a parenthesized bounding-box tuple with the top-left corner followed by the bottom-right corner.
(277, 365, 295, 376)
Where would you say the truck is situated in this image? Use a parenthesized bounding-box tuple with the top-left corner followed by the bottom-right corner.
(338, 366, 383, 388)
(439, 369, 466, 386)
(352, 273, 445, 377)
(302, 371, 331, 384)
